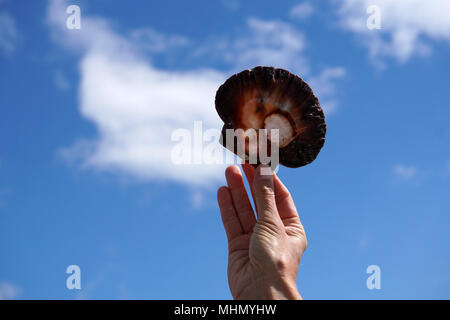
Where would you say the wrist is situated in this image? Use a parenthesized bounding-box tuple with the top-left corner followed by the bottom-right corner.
(264, 276, 302, 300)
(236, 276, 302, 300)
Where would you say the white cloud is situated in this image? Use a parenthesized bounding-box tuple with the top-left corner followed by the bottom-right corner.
(394, 164, 417, 180)
(0, 11, 19, 55)
(48, 0, 227, 186)
(290, 2, 314, 20)
(0, 282, 20, 300)
(335, 0, 450, 63)
(72, 55, 225, 185)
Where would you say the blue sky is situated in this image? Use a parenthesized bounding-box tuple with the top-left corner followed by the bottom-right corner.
(0, 0, 449, 299)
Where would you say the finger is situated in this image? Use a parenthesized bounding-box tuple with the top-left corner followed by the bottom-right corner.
(251, 165, 282, 225)
(273, 173, 300, 220)
(217, 186, 243, 241)
(225, 166, 256, 233)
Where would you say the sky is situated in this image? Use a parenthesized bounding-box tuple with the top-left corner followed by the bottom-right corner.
(0, 0, 449, 299)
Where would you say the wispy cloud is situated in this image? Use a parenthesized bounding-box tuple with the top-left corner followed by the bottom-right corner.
(308, 67, 346, 114)
(0, 11, 19, 55)
(190, 17, 309, 75)
(0, 281, 20, 300)
(231, 18, 308, 74)
(334, 0, 450, 64)
(130, 28, 189, 53)
(290, 2, 314, 20)
(393, 164, 417, 180)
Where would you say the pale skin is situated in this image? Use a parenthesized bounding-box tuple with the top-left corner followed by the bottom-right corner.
(217, 163, 307, 300)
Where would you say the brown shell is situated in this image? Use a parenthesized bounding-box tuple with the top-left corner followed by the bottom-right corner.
(215, 66, 326, 168)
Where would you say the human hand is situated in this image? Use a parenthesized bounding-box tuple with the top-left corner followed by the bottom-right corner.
(217, 164, 307, 300)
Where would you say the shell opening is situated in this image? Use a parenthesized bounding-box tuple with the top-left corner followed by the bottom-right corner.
(263, 112, 295, 148)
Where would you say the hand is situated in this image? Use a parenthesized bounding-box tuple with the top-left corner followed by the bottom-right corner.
(217, 164, 307, 300)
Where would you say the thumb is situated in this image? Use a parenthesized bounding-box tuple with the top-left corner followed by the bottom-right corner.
(252, 165, 282, 225)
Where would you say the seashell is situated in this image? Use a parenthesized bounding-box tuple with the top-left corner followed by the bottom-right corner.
(215, 66, 326, 168)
